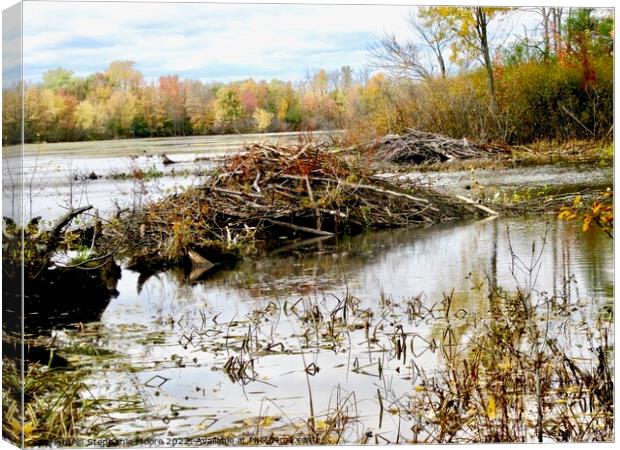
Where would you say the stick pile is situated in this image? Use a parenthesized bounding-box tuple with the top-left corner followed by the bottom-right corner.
(368, 129, 504, 165)
(110, 142, 490, 270)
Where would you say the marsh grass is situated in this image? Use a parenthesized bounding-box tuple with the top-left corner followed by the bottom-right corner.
(405, 290, 613, 443)
(202, 232, 613, 444)
(2, 357, 86, 447)
(1, 335, 144, 448)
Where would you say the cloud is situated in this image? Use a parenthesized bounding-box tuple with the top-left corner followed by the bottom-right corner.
(18, 1, 564, 85)
(22, 1, 414, 83)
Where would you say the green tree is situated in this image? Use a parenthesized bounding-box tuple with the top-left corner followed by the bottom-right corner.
(42, 68, 75, 92)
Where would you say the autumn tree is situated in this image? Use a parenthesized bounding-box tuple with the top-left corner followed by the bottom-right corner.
(238, 79, 259, 115)
(215, 86, 244, 132)
(106, 91, 137, 136)
(265, 80, 302, 130)
(252, 108, 274, 132)
(312, 69, 329, 95)
(132, 84, 164, 137)
(159, 75, 186, 135)
(184, 80, 215, 135)
(105, 60, 143, 93)
(414, 7, 455, 78)
(75, 99, 97, 135)
(425, 6, 510, 110)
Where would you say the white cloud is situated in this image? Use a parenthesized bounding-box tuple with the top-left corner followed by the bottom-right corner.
(22, 1, 415, 82)
(19, 1, 611, 84)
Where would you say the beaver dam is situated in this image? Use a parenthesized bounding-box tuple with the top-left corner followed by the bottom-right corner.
(104, 141, 495, 272)
(363, 129, 505, 165)
(2, 132, 613, 446)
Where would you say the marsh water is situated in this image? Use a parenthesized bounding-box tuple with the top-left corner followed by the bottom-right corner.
(4, 132, 338, 221)
(54, 216, 612, 443)
(3, 133, 613, 443)
(3, 131, 612, 222)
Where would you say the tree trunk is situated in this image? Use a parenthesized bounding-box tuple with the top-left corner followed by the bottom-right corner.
(553, 8, 563, 55)
(542, 7, 551, 61)
(436, 49, 446, 78)
(475, 7, 497, 111)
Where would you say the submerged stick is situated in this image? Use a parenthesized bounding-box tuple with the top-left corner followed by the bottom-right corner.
(265, 218, 335, 237)
(455, 195, 499, 216)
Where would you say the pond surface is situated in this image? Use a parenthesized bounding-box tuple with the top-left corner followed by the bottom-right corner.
(400, 162, 613, 197)
(56, 216, 613, 444)
(5, 135, 613, 442)
(3, 131, 339, 221)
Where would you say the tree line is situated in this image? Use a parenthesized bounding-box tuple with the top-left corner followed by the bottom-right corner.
(2, 7, 613, 146)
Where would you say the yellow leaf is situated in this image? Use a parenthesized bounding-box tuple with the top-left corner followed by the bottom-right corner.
(573, 195, 582, 207)
(582, 216, 592, 232)
(558, 209, 571, 220)
(486, 395, 497, 420)
(260, 416, 276, 427)
(315, 419, 327, 430)
(9, 418, 21, 433)
(23, 421, 34, 436)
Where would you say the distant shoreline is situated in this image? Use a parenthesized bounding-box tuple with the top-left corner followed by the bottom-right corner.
(3, 130, 345, 158)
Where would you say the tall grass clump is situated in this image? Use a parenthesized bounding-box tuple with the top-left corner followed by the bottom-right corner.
(2, 358, 86, 447)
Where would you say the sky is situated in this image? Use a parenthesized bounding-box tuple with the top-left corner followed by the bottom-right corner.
(2, 1, 612, 87)
(20, 1, 416, 84)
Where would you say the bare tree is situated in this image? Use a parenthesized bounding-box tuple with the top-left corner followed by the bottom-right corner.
(538, 7, 552, 60)
(367, 32, 433, 80)
(368, 8, 455, 81)
(534, 7, 563, 60)
(407, 9, 453, 78)
(474, 7, 497, 111)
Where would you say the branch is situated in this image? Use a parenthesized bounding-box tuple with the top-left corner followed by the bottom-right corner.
(47, 205, 93, 252)
(264, 218, 335, 237)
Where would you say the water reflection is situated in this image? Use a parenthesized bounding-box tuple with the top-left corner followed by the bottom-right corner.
(67, 216, 612, 442)
(105, 217, 611, 324)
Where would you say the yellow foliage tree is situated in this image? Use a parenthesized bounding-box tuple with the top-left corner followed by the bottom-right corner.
(252, 108, 274, 132)
(423, 6, 511, 109)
